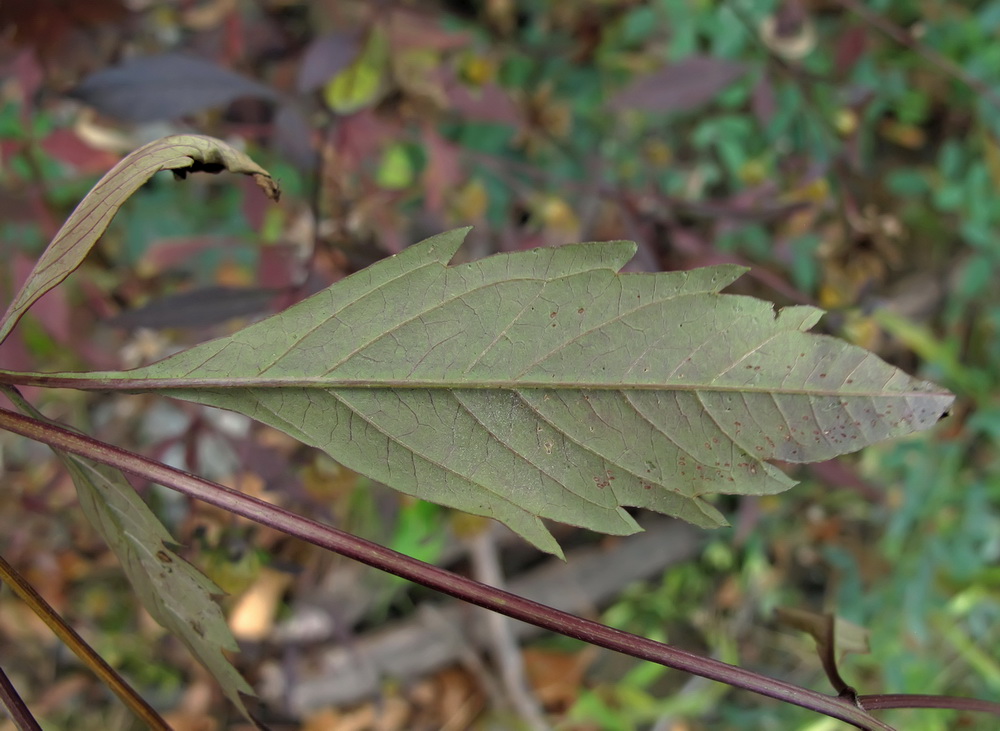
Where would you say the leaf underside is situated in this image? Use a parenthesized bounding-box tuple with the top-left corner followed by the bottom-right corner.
(53, 228, 953, 555)
(65, 456, 252, 714)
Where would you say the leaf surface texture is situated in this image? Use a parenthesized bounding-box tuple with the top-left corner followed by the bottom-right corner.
(59, 229, 954, 554)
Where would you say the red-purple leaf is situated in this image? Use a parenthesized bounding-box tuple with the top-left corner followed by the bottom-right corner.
(445, 78, 521, 125)
(751, 75, 777, 126)
(40, 128, 121, 173)
(612, 56, 749, 113)
(140, 235, 244, 274)
(422, 127, 463, 214)
(385, 7, 470, 51)
(835, 24, 868, 74)
(13, 254, 70, 343)
(69, 53, 279, 123)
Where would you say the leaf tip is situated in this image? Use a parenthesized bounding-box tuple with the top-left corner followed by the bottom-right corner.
(412, 226, 473, 265)
(252, 172, 281, 202)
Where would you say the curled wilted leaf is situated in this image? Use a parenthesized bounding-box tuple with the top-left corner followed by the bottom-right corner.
(0, 135, 279, 346)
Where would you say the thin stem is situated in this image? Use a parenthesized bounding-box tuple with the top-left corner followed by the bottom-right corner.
(0, 662, 42, 731)
(0, 406, 897, 729)
(0, 552, 171, 731)
(860, 694, 1000, 715)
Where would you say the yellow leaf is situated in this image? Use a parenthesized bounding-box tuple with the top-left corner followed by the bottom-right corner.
(739, 157, 769, 185)
(783, 177, 830, 204)
(323, 27, 388, 114)
(841, 311, 882, 351)
(448, 178, 489, 222)
(376, 143, 414, 190)
(393, 47, 443, 98)
(458, 52, 496, 87)
(834, 108, 858, 137)
(642, 139, 673, 168)
(878, 119, 926, 149)
(534, 195, 580, 235)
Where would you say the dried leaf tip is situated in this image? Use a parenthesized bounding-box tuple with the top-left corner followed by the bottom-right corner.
(253, 172, 281, 202)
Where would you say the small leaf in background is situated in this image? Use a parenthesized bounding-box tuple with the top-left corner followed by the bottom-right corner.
(12, 253, 70, 344)
(442, 69, 521, 126)
(48, 229, 954, 556)
(750, 75, 777, 127)
(611, 56, 749, 113)
(136, 235, 244, 277)
(68, 53, 279, 123)
(834, 24, 868, 75)
(393, 47, 448, 109)
(39, 128, 121, 174)
(66, 455, 254, 717)
(981, 132, 1000, 191)
(458, 51, 497, 87)
(272, 102, 317, 170)
(448, 178, 489, 223)
(323, 27, 389, 115)
(385, 6, 470, 52)
(297, 32, 360, 93)
(531, 194, 582, 242)
(879, 119, 926, 149)
(759, 3, 817, 61)
(109, 286, 278, 331)
(375, 142, 415, 190)
(422, 128, 463, 214)
(0, 135, 279, 346)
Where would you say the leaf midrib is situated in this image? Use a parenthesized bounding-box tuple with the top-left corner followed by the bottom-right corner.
(0, 371, 948, 399)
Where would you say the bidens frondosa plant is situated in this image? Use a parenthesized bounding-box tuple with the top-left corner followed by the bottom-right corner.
(0, 136, 984, 730)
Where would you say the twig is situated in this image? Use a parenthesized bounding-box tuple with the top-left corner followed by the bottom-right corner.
(0, 405, 904, 729)
(0, 662, 42, 731)
(269, 516, 701, 712)
(468, 531, 550, 731)
(0, 551, 170, 730)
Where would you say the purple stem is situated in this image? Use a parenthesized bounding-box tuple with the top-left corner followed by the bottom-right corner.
(0, 406, 987, 728)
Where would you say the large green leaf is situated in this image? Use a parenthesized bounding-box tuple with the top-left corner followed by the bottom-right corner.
(30, 228, 953, 555)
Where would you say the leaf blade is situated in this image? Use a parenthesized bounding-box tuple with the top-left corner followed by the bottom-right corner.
(611, 56, 749, 113)
(65, 456, 253, 716)
(0, 135, 279, 346)
(23, 229, 954, 553)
